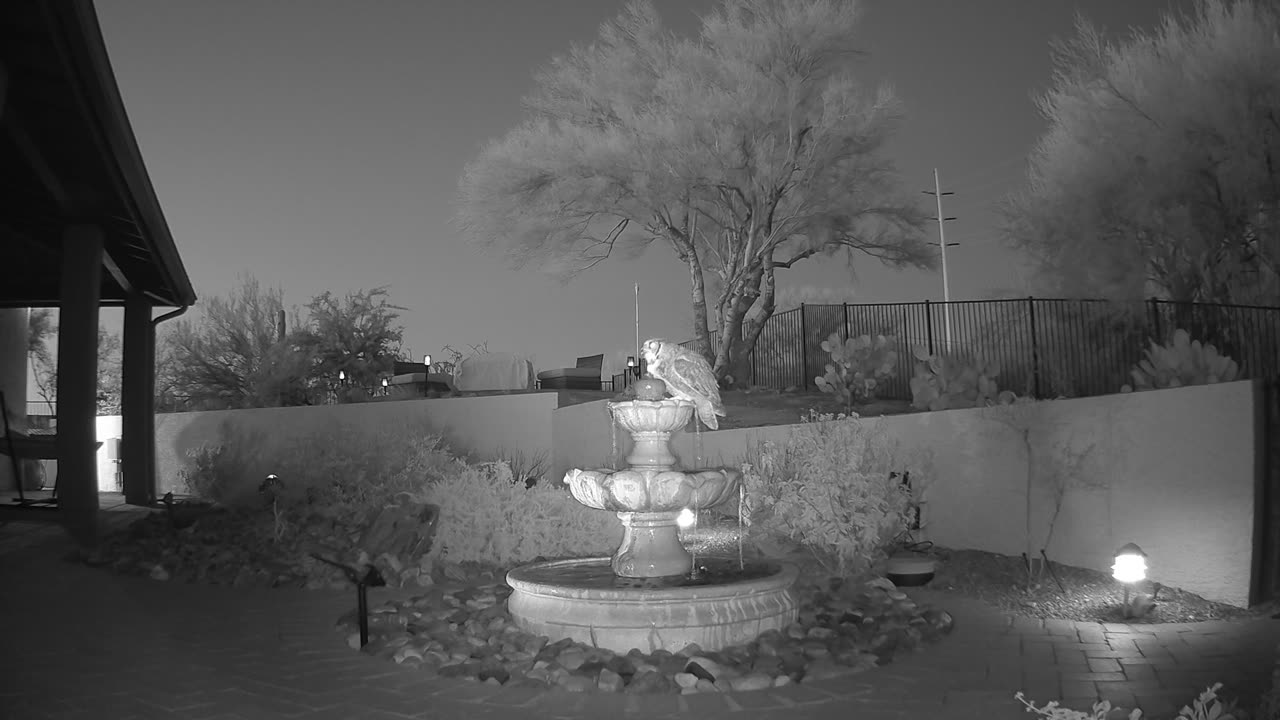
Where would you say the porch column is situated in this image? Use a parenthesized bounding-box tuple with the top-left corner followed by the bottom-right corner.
(121, 294, 155, 505)
(56, 224, 103, 547)
(0, 309, 28, 491)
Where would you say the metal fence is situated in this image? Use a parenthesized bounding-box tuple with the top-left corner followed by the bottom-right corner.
(682, 298, 1280, 400)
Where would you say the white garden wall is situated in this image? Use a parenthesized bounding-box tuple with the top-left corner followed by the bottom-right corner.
(552, 381, 1261, 608)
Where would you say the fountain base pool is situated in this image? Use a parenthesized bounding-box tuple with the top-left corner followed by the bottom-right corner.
(506, 557, 799, 654)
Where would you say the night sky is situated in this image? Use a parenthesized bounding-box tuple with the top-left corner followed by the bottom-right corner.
(91, 0, 1192, 375)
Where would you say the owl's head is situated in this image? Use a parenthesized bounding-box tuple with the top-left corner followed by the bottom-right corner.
(641, 338, 666, 363)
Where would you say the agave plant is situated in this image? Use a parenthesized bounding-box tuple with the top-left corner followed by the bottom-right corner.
(1125, 329, 1240, 392)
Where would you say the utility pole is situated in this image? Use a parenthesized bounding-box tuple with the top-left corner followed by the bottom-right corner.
(922, 168, 959, 348)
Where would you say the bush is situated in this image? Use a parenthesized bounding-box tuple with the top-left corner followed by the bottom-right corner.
(1122, 328, 1240, 392)
(176, 417, 456, 517)
(741, 411, 925, 576)
(418, 460, 621, 567)
(1016, 682, 1247, 720)
(909, 347, 1018, 411)
(814, 332, 898, 412)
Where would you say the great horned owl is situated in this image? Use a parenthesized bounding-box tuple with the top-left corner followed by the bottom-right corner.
(641, 338, 726, 430)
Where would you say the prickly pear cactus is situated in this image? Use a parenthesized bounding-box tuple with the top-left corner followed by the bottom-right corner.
(1123, 329, 1240, 392)
(814, 332, 898, 412)
(909, 347, 1012, 411)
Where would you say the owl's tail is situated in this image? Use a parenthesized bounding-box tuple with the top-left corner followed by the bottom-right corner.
(696, 401, 724, 430)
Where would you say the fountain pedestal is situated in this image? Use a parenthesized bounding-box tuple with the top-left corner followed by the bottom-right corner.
(613, 511, 689, 577)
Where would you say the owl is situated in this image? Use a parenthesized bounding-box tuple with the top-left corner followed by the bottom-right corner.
(641, 338, 726, 430)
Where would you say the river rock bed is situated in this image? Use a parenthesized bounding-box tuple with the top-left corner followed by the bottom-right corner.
(341, 573, 954, 694)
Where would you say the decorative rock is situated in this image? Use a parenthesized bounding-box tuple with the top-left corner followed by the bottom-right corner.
(597, 668, 624, 692)
(730, 673, 774, 692)
(673, 672, 699, 688)
(149, 564, 170, 581)
(558, 648, 587, 670)
(625, 670, 672, 694)
(558, 674, 596, 693)
(684, 657, 724, 682)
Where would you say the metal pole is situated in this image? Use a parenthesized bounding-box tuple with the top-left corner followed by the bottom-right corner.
(799, 303, 809, 390)
(933, 169, 955, 349)
(634, 282, 640, 376)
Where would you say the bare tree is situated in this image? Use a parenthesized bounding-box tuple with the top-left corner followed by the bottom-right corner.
(157, 274, 306, 410)
(1001, 0, 1280, 306)
(457, 0, 932, 385)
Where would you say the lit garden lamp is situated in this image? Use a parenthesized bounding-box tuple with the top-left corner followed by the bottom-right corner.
(1112, 543, 1148, 618)
(381, 377, 388, 396)
(423, 354, 432, 372)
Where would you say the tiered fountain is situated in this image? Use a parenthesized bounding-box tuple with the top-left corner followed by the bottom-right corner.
(505, 379, 798, 654)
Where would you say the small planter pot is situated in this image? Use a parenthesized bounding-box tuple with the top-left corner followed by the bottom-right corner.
(886, 551, 937, 587)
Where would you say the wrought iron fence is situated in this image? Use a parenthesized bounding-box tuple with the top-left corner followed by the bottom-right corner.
(682, 298, 1280, 400)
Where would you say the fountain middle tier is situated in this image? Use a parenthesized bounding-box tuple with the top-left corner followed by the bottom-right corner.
(567, 466, 739, 577)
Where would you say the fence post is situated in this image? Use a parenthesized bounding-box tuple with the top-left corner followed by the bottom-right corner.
(1148, 298, 1162, 342)
(800, 303, 809, 390)
(842, 302, 850, 341)
(924, 300, 934, 356)
(1027, 296, 1042, 398)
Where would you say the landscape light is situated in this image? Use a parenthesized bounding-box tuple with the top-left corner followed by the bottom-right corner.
(676, 508, 695, 529)
(338, 370, 346, 383)
(423, 354, 431, 370)
(1111, 543, 1147, 584)
(627, 356, 636, 368)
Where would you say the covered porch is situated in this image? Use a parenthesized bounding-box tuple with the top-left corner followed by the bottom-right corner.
(0, 0, 196, 546)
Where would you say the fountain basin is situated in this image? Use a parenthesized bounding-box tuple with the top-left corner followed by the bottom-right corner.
(506, 557, 799, 654)
(566, 467, 740, 513)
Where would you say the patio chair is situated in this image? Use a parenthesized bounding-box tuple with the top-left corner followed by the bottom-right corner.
(536, 354, 605, 391)
(1, 390, 58, 508)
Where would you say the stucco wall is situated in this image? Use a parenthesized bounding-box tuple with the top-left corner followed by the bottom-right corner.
(90, 393, 557, 500)
(551, 382, 1260, 608)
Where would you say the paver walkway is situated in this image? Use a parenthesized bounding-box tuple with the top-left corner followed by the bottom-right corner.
(0, 506, 1275, 720)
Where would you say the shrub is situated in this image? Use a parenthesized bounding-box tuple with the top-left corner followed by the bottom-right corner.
(418, 460, 621, 567)
(176, 417, 456, 517)
(178, 443, 241, 503)
(741, 411, 924, 576)
(814, 332, 898, 412)
(909, 347, 1018, 410)
(1122, 328, 1240, 392)
(1016, 682, 1246, 720)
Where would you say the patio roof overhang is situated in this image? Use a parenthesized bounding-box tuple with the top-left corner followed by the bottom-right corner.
(0, 0, 196, 309)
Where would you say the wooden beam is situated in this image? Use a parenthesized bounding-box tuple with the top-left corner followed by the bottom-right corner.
(101, 247, 133, 295)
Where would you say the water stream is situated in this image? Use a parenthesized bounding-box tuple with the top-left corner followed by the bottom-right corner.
(609, 418, 618, 470)
(689, 508, 700, 578)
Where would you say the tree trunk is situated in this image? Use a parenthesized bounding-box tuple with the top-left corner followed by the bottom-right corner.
(685, 245, 714, 364)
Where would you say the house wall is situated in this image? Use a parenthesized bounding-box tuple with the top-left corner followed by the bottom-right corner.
(552, 381, 1259, 608)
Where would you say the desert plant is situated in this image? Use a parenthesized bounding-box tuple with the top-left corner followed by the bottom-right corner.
(741, 411, 923, 576)
(814, 332, 898, 412)
(1016, 682, 1246, 720)
(909, 347, 1018, 411)
(179, 443, 241, 503)
(1122, 328, 1240, 392)
(418, 460, 620, 567)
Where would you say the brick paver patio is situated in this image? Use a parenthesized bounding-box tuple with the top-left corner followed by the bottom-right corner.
(0, 503, 1275, 720)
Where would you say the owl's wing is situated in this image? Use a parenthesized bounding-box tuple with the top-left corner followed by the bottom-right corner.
(667, 352, 723, 411)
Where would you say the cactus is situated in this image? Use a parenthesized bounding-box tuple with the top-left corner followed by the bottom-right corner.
(909, 346, 1017, 411)
(1123, 329, 1239, 392)
(814, 332, 898, 412)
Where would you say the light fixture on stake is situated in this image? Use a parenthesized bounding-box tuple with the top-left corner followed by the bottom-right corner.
(1112, 543, 1148, 618)
(381, 377, 389, 396)
(626, 355, 636, 386)
(423, 354, 432, 372)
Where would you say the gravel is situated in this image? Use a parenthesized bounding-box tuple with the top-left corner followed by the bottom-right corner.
(925, 545, 1274, 623)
